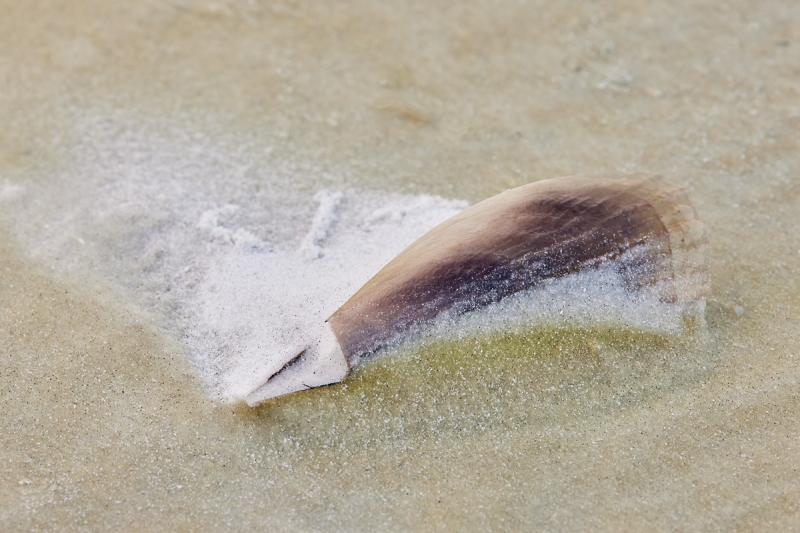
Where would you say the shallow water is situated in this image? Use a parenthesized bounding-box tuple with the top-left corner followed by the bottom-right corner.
(2, 1, 800, 530)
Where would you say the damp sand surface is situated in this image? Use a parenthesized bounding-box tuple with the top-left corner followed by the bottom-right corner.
(2, 1, 800, 530)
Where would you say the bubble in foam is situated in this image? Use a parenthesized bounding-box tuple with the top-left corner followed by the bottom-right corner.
(240, 173, 710, 406)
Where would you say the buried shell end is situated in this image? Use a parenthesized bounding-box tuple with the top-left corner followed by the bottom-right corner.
(237, 324, 349, 407)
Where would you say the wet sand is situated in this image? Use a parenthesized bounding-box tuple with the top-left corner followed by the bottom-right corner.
(2, 1, 800, 530)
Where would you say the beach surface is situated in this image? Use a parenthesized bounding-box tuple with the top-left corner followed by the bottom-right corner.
(2, 1, 800, 530)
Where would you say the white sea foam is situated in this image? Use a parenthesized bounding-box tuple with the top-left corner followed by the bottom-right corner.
(10, 113, 704, 403)
(186, 191, 467, 400)
(426, 262, 693, 341)
(298, 190, 343, 260)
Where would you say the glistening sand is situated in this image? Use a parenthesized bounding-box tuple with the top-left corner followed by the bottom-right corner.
(2, 1, 800, 530)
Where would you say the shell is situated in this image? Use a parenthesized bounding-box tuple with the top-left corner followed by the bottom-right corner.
(245, 173, 709, 405)
(328, 173, 709, 364)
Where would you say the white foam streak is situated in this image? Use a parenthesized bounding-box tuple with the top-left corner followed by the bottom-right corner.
(438, 265, 690, 340)
(298, 191, 343, 260)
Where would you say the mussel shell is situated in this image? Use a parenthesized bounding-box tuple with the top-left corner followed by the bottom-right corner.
(328, 174, 709, 364)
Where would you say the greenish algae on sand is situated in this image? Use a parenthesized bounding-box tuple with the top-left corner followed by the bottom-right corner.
(340, 322, 713, 425)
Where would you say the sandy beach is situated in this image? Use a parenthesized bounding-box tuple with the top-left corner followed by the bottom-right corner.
(2, 1, 799, 530)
